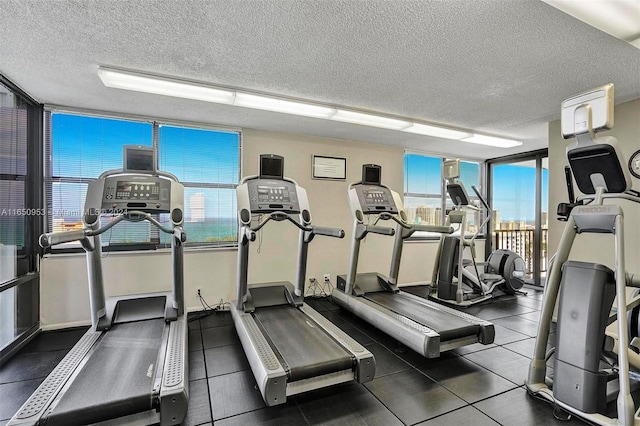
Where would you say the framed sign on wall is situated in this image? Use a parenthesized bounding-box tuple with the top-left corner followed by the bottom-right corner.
(312, 155, 346, 180)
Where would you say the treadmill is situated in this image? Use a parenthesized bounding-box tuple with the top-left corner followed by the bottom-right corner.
(231, 154, 375, 406)
(333, 164, 495, 358)
(9, 146, 188, 426)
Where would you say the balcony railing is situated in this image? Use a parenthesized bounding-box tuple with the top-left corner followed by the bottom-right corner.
(493, 228, 548, 277)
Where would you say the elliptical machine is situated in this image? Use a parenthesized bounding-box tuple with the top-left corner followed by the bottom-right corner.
(431, 159, 526, 307)
(525, 84, 640, 425)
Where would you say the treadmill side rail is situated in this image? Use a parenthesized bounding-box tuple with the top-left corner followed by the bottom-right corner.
(300, 305, 375, 384)
(9, 330, 102, 425)
(160, 316, 189, 426)
(332, 289, 442, 357)
(230, 304, 288, 406)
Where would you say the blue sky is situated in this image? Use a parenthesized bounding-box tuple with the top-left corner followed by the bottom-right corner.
(405, 153, 548, 222)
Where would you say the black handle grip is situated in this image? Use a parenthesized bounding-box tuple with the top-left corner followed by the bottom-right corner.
(366, 225, 395, 236)
(412, 224, 453, 234)
(40, 230, 86, 248)
(312, 226, 345, 238)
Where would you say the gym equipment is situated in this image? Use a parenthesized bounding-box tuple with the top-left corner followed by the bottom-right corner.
(525, 83, 640, 424)
(332, 164, 494, 358)
(431, 159, 526, 307)
(9, 145, 188, 426)
(557, 165, 584, 221)
(231, 154, 375, 406)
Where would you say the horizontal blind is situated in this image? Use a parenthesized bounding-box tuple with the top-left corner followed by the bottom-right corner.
(158, 125, 239, 246)
(48, 113, 153, 247)
(0, 105, 27, 251)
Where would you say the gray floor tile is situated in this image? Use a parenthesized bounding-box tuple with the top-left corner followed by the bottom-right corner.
(473, 388, 584, 425)
(518, 310, 541, 322)
(201, 324, 239, 349)
(363, 342, 411, 378)
(204, 344, 250, 377)
(416, 405, 500, 425)
(296, 382, 403, 425)
(189, 349, 206, 381)
(199, 311, 234, 329)
(0, 350, 67, 384)
(503, 337, 536, 359)
(19, 328, 88, 353)
(215, 402, 306, 426)
(463, 346, 531, 385)
(419, 356, 518, 403)
(0, 378, 44, 421)
(183, 379, 212, 426)
(493, 315, 540, 337)
(452, 342, 496, 356)
(365, 370, 466, 425)
(208, 370, 266, 420)
(492, 324, 530, 345)
(189, 329, 203, 352)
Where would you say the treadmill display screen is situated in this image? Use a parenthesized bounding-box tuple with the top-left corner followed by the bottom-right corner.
(116, 181, 160, 200)
(257, 185, 291, 202)
(362, 190, 389, 205)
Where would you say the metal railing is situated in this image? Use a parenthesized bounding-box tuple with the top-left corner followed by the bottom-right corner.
(493, 228, 548, 276)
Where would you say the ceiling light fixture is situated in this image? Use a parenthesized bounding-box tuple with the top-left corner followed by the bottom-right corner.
(542, 0, 640, 49)
(98, 66, 522, 148)
(330, 109, 411, 130)
(233, 93, 337, 119)
(98, 67, 236, 104)
(403, 123, 472, 140)
(461, 134, 522, 148)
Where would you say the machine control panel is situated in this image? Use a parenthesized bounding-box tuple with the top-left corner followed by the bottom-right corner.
(101, 175, 173, 212)
(247, 179, 300, 213)
(355, 185, 398, 214)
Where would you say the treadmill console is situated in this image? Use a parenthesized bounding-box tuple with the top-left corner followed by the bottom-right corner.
(354, 185, 398, 214)
(246, 179, 300, 214)
(100, 174, 174, 213)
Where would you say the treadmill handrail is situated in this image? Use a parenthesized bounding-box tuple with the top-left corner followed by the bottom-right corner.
(40, 210, 183, 248)
(250, 211, 344, 238)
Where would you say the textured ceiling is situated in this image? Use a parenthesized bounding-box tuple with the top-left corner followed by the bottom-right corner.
(1, 0, 639, 160)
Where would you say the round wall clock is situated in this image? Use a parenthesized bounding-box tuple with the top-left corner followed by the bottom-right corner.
(630, 149, 640, 179)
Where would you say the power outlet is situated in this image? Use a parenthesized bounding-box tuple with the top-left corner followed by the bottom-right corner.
(323, 274, 331, 282)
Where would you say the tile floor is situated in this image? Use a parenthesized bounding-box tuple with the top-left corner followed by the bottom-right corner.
(0, 286, 588, 425)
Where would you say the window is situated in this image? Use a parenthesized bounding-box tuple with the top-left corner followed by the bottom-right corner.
(46, 112, 240, 250)
(403, 153, 482, 232)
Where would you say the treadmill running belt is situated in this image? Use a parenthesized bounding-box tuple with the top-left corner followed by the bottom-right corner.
(254, 307, 353, 381)
(365, 292, 480, 341)
(45, 319, 165, 426)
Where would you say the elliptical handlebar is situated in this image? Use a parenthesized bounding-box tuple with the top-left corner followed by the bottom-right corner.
(471, 185, 491, 211)
(311, 226, 345, 239)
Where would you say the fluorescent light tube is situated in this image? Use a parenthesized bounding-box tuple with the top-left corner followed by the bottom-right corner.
(331, 109, 410, 130)
(403, 123, 472, 140)
(542, 0, 640, 47)
(462, 134, 522, 148)
(234, 93, 336, 118)
(98, 67, 236, 104)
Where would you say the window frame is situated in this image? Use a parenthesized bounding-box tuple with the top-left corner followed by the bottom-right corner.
(44, 108, 242, 253)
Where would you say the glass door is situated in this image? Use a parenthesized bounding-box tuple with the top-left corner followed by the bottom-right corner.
(488, 152, 548, 286)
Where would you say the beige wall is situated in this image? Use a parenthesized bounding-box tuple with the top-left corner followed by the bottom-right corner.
(40, 129, 448, 329)
(547, 98, 640, 273)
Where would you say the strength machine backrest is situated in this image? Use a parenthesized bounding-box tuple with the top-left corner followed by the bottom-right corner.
(446, 183, 470, 206)
(567, 141, 630, 195)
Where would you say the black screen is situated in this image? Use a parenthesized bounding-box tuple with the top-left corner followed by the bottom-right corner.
(259, 154, 284, 179)
(124, 146, 155, 172)
(362, 164, 381, 185)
